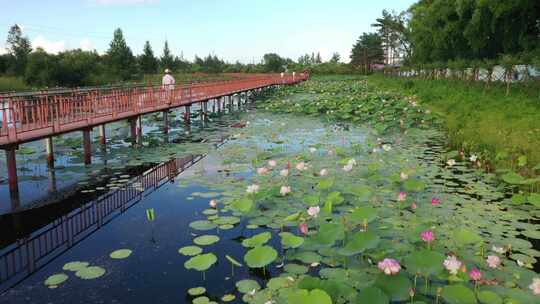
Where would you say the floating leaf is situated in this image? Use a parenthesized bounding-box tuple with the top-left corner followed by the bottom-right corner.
(193, 235, 220, 246)
(403, 249, 445, 276)
(236, 279, 261, 293)
(231, 198, 253, 213)
(188, 287, 206, 296)
(221, 294, 235, 302)
(528, 193, 540, 208)
(374, 273, 411, 301)
(192, 296, 210, 304)
(44, 273, 68, 287)
(62, 261, 89, 272)
(189, 220, 217, 231)
(316, 178, 335, 190)
(242, 232, 271, 247)
(179, 246, 203, 256)
(184, 253, 217, 271)
(244, 245, 277, 268)
(347, 206, 377, 223)
(501, 172, 525, 185)
(453, 229, 482, 247)
(478, 290, 502, 304)
(279, 232, 304, 249)
(357, 286, 389, 304)
(75, 266, 106, 280)
(442, 285, 477, 304)
(109, 249, 132, 259)
(403, 179, 425, 192)
(338, 231, 380, 256)
(287, 288, 332, 304)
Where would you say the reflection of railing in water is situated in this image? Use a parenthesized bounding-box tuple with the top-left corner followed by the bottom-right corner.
(0, 153, 207, 294)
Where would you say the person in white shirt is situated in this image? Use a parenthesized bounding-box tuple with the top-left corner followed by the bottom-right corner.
(162, 69, 175, 90)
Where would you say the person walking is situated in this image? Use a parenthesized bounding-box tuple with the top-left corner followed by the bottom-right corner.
(162, 68, 175, 105)
(162, 68, 175, 90)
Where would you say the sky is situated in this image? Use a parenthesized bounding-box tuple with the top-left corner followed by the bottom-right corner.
(0, 0, 416, 63)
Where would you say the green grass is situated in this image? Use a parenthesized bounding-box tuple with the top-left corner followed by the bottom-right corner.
(0, 76, 29, 92)
(367, 74, 540, 173)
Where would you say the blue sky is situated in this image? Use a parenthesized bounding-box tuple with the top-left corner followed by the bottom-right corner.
(0, 0, 416, 63)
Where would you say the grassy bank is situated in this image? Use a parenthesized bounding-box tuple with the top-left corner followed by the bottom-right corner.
(0, 76, 29, 92)
(367, 74, 540, 173)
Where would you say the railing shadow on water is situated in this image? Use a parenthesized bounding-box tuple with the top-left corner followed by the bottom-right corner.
(0, 137, 228, 294)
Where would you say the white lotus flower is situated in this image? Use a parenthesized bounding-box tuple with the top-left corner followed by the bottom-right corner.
(280, 186, 291, 196)
(246, 184, 260, 194)
(319, 169, 328, 176)
(309, 147, 317, 153)
(447, 159, 456, 167)
(400, 172, 408, 180)
(280, 169, 289, 177)
(443, 255, 462, 275)
(382, 144, 392, 151)
(268, 160, 277, 167)
(343, 163, 353, 172)
(529, 278, 540, 295)
(469, 154, 478, 162)
(307, 206, 320, 218)
(296, 162, 306, 171)
(492, 245, 505, 254)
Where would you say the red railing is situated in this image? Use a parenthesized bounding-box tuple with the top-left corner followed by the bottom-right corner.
(0, 73, 308, 146)
(0, 149, 222, 293)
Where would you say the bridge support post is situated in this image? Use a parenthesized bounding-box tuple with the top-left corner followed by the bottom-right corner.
(83, 128, 92, 165)
(5, 146, 19, 199)
(45, 137, 54, 168)
(212, 99, 216, 112)
(201, 101, 208, 120)
(162, 110, 169, 134)
(98, 125, 106, 145)
(184, 105, 191, 124)
(136, 116, 143, 144)
(129, 118, 137, 144)
(48, 168, 57, 193)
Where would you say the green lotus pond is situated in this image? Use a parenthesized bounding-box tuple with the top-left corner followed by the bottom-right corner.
(176, 78, 539, 303)
(15, 77, 540, 303)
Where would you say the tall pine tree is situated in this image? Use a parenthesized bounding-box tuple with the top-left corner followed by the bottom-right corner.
(106, 28, 135, 80)
(160, 41, 174, 71)
(139, 41, 158, 74)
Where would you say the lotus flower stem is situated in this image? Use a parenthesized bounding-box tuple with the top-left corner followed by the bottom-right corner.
(424, 275, 429, 294)
(413, 274, 418, 289)
(231, 264, 234, 277)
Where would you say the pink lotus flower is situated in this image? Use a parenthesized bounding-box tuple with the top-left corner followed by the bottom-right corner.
(296, 162, 306, 171)
(378, 258, 401, 275)
(280, 169, 289, 177)
(421, 230, 435, 243)
(529, 278, 540, 295)
(307, 206, 320, 218)
(268, 160, 277, 167)
(469, 267, 482, 281)
(209, 199, 218, 208)
(410, 202, 417, 210)
(431, 197, 441, 206)
(319, 169, 328, 176)
(280, 186, 291, 196)
(443, 255, 462, 275)
(398, 192, 407, 202)
(486, 255, 501, 269)
(257, 167, 269, 175)
(299, 223, 308, 235)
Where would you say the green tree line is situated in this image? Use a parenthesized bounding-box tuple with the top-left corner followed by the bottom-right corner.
(0, 25, 351, 90)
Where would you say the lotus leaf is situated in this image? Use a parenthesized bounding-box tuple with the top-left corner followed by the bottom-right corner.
(75, 266, 106, 280)
(441, 285, 477, 304)
(179, 246, 203, 256)
(184, 253, 217, 271)
(242, 232, 271, 247)
(193, 235, 220, 246)
(244, 245, 277, 268)
(109, 249, 132, 259)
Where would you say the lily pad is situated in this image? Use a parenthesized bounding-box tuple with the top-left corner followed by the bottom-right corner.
(221, 294, 235, 302)
(242, 232, 272, 248)
(189, 220, 218, 231)
(236, 279, 261, 293)
(244, 245, 277, 268)
(193, 235, 220, 246)
(109, 249, 132, 259)
(179, 246, 203, 256)
(279, 232, 304, 249)
(442, 285, 477, 304)
(287, 288, 332, 304)
(188, 287, 206, 296)
(44, 273, 68, 287)
(184, 253, 217, 271)
(403, 249, 445, 276)
(357, 286, 389, 304)
(75, 266, 106, 280)
(62, 261, 89, 272)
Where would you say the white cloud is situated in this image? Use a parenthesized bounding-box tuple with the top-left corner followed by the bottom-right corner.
(32, 36, 66, 54)
(92, 0, 158, 5)
(80, 39, 94, 51)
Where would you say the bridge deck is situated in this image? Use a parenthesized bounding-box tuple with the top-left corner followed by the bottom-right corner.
(0, 74, 305, 147)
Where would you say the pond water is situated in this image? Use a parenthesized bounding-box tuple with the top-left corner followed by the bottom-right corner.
(1, 80, 539, 304)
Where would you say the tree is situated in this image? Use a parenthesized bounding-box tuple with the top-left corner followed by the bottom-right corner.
(6, 24, 32, 76)
(350, 33, 384, 73)
(371, 10, 411, 64)
(329, 52, 341, 63)
(24, 48, 57, 87)
(262, 53, 286, 72)
(160, 40, 174, 71)
(315, 52, 322, 64)
(139, 41, 158, 74)
(105, 28, 135, 80)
